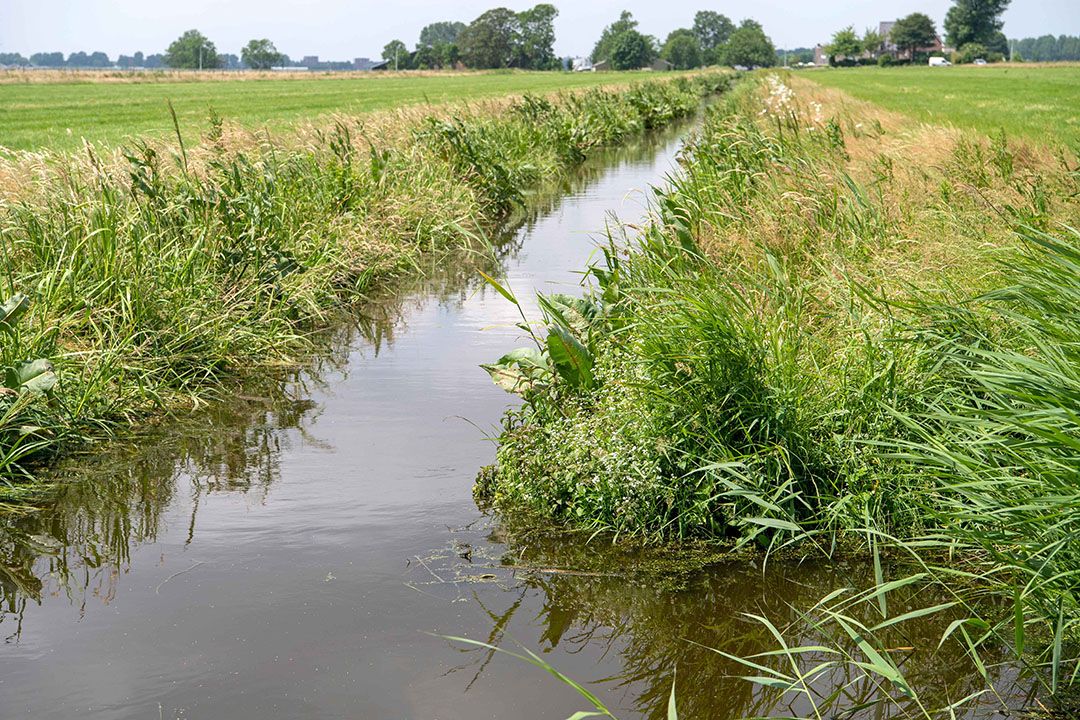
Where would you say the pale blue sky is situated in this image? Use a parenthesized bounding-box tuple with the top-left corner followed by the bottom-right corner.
(1, 0, 1076, 60)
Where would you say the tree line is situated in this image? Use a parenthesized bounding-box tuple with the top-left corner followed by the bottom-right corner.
(2, 6, 779, 73)
(1011, 35, 1080, 62)
(380, 5, 559, 70)
(592, 11, 775, 70)
(825, 0, 1013, 65)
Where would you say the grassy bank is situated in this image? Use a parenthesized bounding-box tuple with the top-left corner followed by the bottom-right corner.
(479, 73, 1080, 715)
(0, 70, 693, 152)
(804, 64, 1080, 140)
(0, 73, 730, 504)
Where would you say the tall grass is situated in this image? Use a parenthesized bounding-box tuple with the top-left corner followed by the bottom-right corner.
(480, 73, 1080, 714)
(0, 74, 730, 500)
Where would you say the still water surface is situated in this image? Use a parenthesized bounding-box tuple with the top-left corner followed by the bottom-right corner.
(0, 121, 1032, 719)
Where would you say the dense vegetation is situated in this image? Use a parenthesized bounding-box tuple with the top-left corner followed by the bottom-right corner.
(0, 74, 728, 502)
(478, 72, 1080, 715)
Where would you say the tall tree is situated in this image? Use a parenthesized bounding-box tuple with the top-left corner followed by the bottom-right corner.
(30, 52, 65, 67)
(944, 0, 1010, 53)
(890, 13, 938, 59)
(862, 27, 884, 57)
(825, 26, 863, 62)
(692, 10, 734, 63)
(661, 29, 702, 70)
(382, 39, 409, 69)
(419, 21, 466, 47)
(165, 30, 221, 69)
(458, 8, 519, 68)
(516, 4, 558, 70)
(721, 19, 776, 67)
(608, 29, 656, 70)
(241, 39, 283, 69)
(591, 11, 638, 63)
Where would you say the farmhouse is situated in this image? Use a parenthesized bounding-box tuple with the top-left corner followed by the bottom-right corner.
(875, 20, 945, 59)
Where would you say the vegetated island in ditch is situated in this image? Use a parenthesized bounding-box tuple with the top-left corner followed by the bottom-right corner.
(476, 71, 1080, 717)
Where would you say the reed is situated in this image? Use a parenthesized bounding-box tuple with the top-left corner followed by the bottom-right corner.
(480, 72, 1080, 715)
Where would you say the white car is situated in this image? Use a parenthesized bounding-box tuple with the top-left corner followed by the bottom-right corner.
(973, 58, 987, 65)
(929, 57, 952, 67)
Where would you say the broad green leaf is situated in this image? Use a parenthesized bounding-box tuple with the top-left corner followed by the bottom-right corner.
(6, 359, 57, 395)
(547, 326, 594, 389)
(0, 294, 29, 331)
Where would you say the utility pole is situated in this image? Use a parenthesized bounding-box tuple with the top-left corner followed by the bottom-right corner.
(198, 44, 203, 70)
(394, 48, 399, 71)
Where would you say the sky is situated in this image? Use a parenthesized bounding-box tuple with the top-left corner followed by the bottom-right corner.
(1, 0, 1077, 60)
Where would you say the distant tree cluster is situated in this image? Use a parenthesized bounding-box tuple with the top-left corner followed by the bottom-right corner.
(775, 47, 816, 65)
(824, 0, 1018, 66)
(588, 10, 774, 71)
(1011, 35, 1080, 61)
(0, 50, 164, 68)
(380, 5, 559, 70)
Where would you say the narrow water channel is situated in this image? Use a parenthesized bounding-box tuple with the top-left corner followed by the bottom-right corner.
(0, 120, 1033, 720)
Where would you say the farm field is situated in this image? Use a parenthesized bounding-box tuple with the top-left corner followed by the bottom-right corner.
(0, 70, 674, 151)
(805, 64, 1080, 140)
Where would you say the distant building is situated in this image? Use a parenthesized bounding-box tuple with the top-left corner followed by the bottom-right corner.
(876, 20, 945, 60)
(571, 56, 592, 72)
(353, 57, 380, 71)
(650, 58, 673, 71)
(301, 55, 320, 68)
(370, 60, 390, 71)
(592, 60, 611, 72)
(814, 44, 827, 65)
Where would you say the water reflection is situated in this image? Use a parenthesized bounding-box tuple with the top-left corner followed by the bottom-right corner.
(436, 527, 1038, 719)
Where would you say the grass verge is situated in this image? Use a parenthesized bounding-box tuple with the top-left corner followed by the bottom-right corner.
(478, 72, 1080, 716)
(802, 64, 1080, 140)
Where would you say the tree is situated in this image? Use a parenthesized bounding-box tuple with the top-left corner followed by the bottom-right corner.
(890, 13, 937, 59)
(458, 7, 519, 68)
(516, 3, 558, 70)
(944, 0, 1010, 52)
(825, 26, 863, 63)
(692, 11, 734, 63)
(661, 29, 702, 70)
(608, 29, 655, 70)
(721, 19, 776, 68)
(165, 30, 221, 69)
(419, 21, 466, 47)
(591, 11, 638, 63)
(241, 39, 283, 69)
(0, 53, 29, 67)
(30, 52, 65, 67)
(434, 42, 460, 68)
(382, 39, 409, 69)
(862, 27, 884, 58)
(955, 42, 988, 63)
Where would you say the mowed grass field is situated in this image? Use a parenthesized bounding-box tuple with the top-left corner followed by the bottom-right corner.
(0, 70, 670, 152)
(806, 64, 1080, 141)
